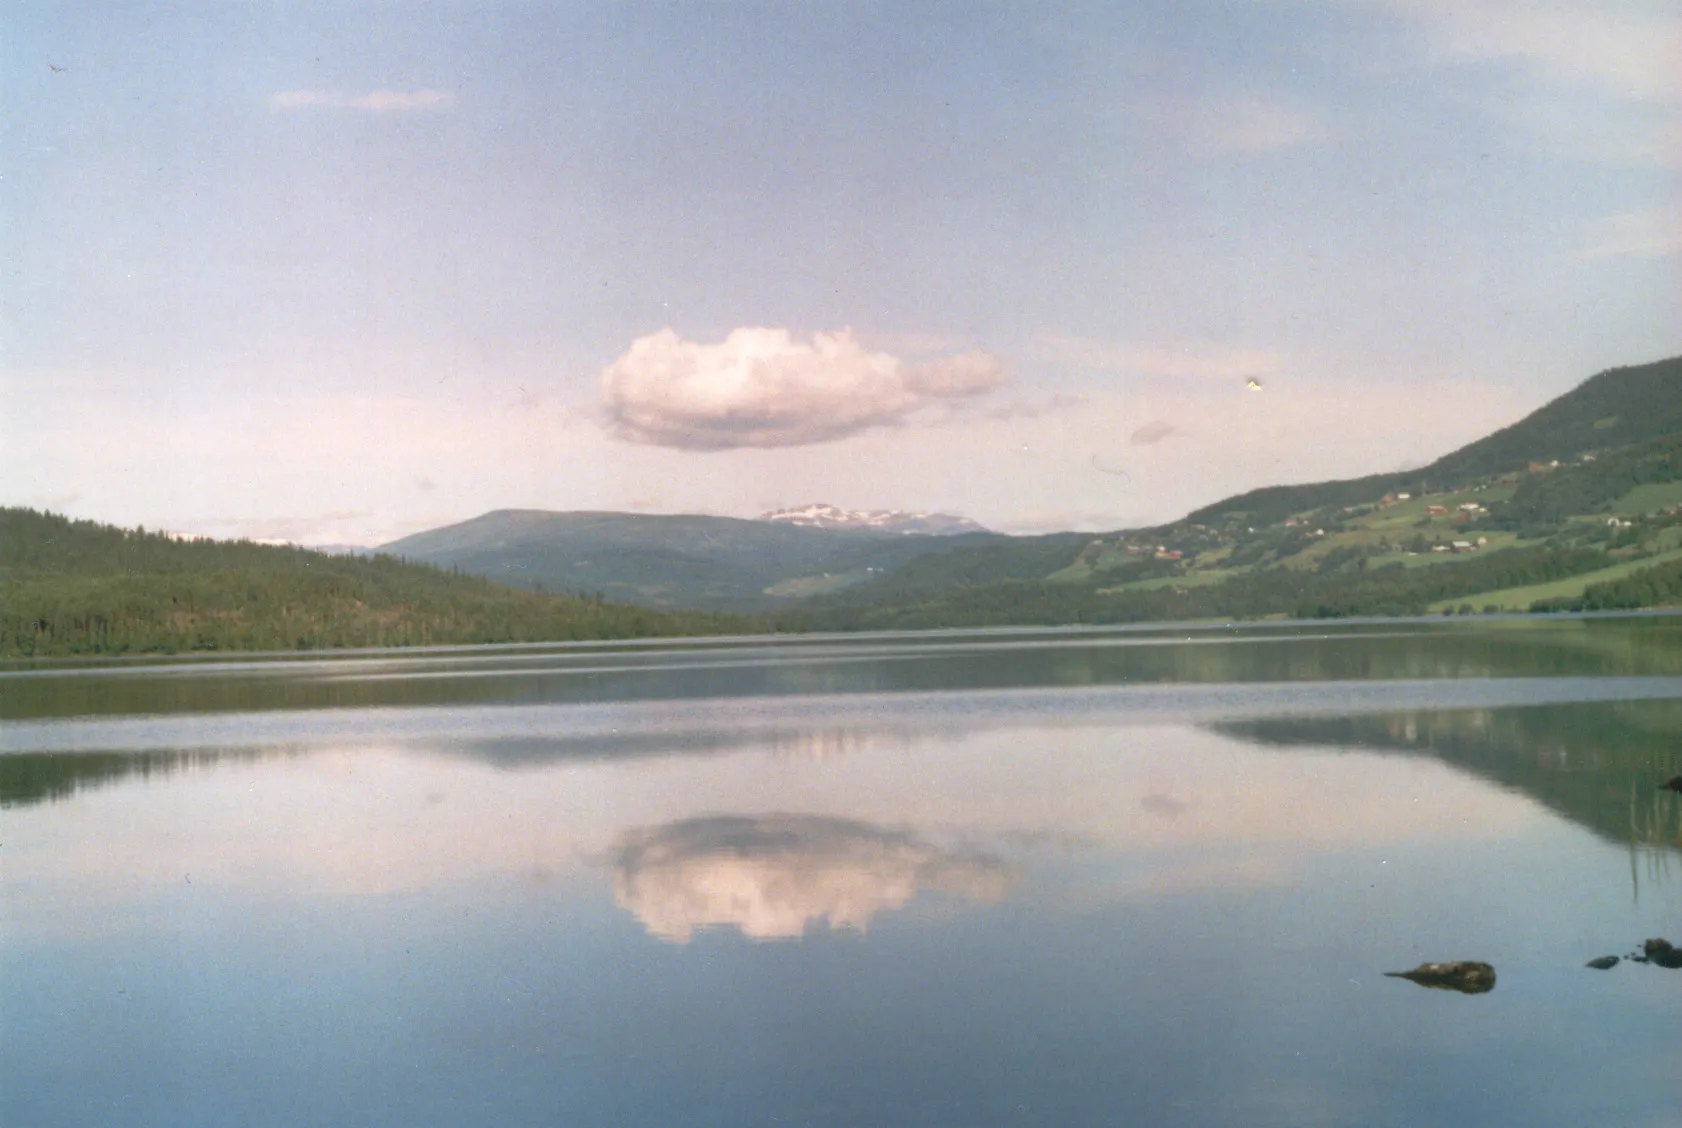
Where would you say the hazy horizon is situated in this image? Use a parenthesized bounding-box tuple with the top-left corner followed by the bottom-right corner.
(5, 1, 1679, 545)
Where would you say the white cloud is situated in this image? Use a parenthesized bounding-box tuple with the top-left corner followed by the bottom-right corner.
(854, 330, 972, 357)
(611, 815, 1009, 943)
(1577, 203, 1682, 259)
(599, 328, 1007, 450)
(268, 89, 456, 113)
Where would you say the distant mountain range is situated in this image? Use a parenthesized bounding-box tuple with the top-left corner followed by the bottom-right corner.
(383, 355, 1682, 622)
(380, 509, 1001, 610)
(12, 354, 1677, 657)
(759, 504, 988, 536)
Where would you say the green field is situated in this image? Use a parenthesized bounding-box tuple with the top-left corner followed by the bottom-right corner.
(1427, 545, 1682, 611)
(1608, 481, 1682, 515)
(1097, 568, 1239, 594)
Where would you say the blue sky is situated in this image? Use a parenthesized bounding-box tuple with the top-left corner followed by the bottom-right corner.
(4, 0, 1678, 543)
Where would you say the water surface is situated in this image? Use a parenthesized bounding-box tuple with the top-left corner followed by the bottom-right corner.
(5, 617, 1682, 1127)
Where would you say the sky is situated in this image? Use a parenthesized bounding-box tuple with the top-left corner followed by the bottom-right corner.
(3, 0, 1679, 545)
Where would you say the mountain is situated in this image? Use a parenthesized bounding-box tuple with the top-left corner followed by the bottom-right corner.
(780, 354, 1682, 629)
(24, 353, 1674, 656)
(1183, 354, 1682, 529)
(379, 355, 1682, 625)
(759, 504, 989, 535)
(0, 508, 743, 658)
(380, 509, 1001, 610)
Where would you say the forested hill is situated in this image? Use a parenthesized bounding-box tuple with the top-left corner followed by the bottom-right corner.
(0, 509, 746, 657)
(783, 354, 1682, 629)
(1185, 354, 1682, 528)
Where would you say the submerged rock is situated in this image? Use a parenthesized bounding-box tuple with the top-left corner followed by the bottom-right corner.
(1643, 939, 1682, 969)
(1384, 961, 1497, 994)
(1585, 956, 1620, 970)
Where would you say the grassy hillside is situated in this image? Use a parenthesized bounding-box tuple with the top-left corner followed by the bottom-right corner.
(1183, 354, 1682, 528)
(1426, 545, 1682, 612)
(782, 354, 1682, 629)
(380, 509, 1002, 610)
(1429, 355, 1682, 479)
(0, 509, 747, 658)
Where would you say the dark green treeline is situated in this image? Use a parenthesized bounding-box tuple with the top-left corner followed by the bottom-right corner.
(0, 509, 750, 657)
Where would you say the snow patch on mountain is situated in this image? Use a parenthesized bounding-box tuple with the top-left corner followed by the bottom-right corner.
(758, 504, 988, 536)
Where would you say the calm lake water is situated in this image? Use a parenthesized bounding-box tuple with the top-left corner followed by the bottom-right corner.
(5, 616, 1682, 1127)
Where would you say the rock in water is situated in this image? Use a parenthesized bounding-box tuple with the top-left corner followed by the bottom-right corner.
(1585, 956, 1620, 970)
(1643, 938, 1682, 969)
(1384, 961, 1497, 994)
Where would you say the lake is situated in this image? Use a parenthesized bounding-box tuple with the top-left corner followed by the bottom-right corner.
(5, 615, 1682, 1127)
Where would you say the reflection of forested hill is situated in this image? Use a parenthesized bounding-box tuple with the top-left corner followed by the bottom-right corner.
(1214, 701, 1682, 851)
(10, 619, 1682, 812)
(9, 616, 1682, 722)
(0, 749, 282, 809)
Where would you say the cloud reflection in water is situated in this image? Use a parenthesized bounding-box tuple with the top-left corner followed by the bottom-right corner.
(611, 814, 1009, 942)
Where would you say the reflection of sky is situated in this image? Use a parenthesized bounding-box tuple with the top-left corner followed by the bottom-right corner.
(12, 670, 1682, 751)
(7, 712, 1682, 1126)
(5, 722, 1551, 930)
